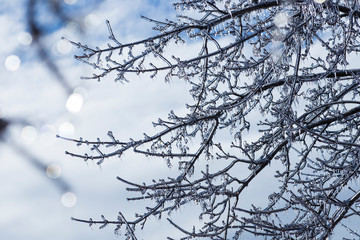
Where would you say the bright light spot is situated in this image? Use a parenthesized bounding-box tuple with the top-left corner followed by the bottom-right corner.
(46, 164, 62, 179)
(17, 32, 32, 46)
(314, 0, 326, 3)
(59, 122, 75, 137)
(274, 12, 289, 28)
(65, 21, 80, 34)
(40, 124, 56, 146)
(64, 0, 77, 5)
(56, 39, 72, 55)
(20, 126, 37, 143)
(61, 192, 77, 208)
(84, 13, 100, 29)
(5, 55, 21, 72)
(66, 93, 83, 113)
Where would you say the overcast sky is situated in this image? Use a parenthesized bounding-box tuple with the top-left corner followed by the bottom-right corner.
(0, 0, 195, 239)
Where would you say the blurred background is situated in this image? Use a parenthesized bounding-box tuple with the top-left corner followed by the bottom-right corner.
(0, 0, 191, 239)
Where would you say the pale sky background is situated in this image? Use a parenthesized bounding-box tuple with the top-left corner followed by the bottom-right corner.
(0, 0, 195, 239)
(1, 0, 358, 239)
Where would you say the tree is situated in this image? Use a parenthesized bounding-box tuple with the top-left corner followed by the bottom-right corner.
(64, 0, 360, 239)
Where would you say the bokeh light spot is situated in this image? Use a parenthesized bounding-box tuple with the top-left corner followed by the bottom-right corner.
(65, 21, 80, 34)
(5, 55, 21, 72)
(66, 93, 84, 113)
(59, 122, 75, 137)
(61, 192, 77, 208)
(84, 13, 100, 29)
(20, 126, 37, 143)
(46, 164, 62, 179)
(56, 39, 72, 55)
(17, 32, 32, 46)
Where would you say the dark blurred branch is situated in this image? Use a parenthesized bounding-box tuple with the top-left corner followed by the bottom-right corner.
(0, 117, 71, 193)
(27, 0, 74, 94)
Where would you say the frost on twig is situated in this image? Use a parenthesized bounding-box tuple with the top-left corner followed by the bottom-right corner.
(66, 0, 360, 239)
